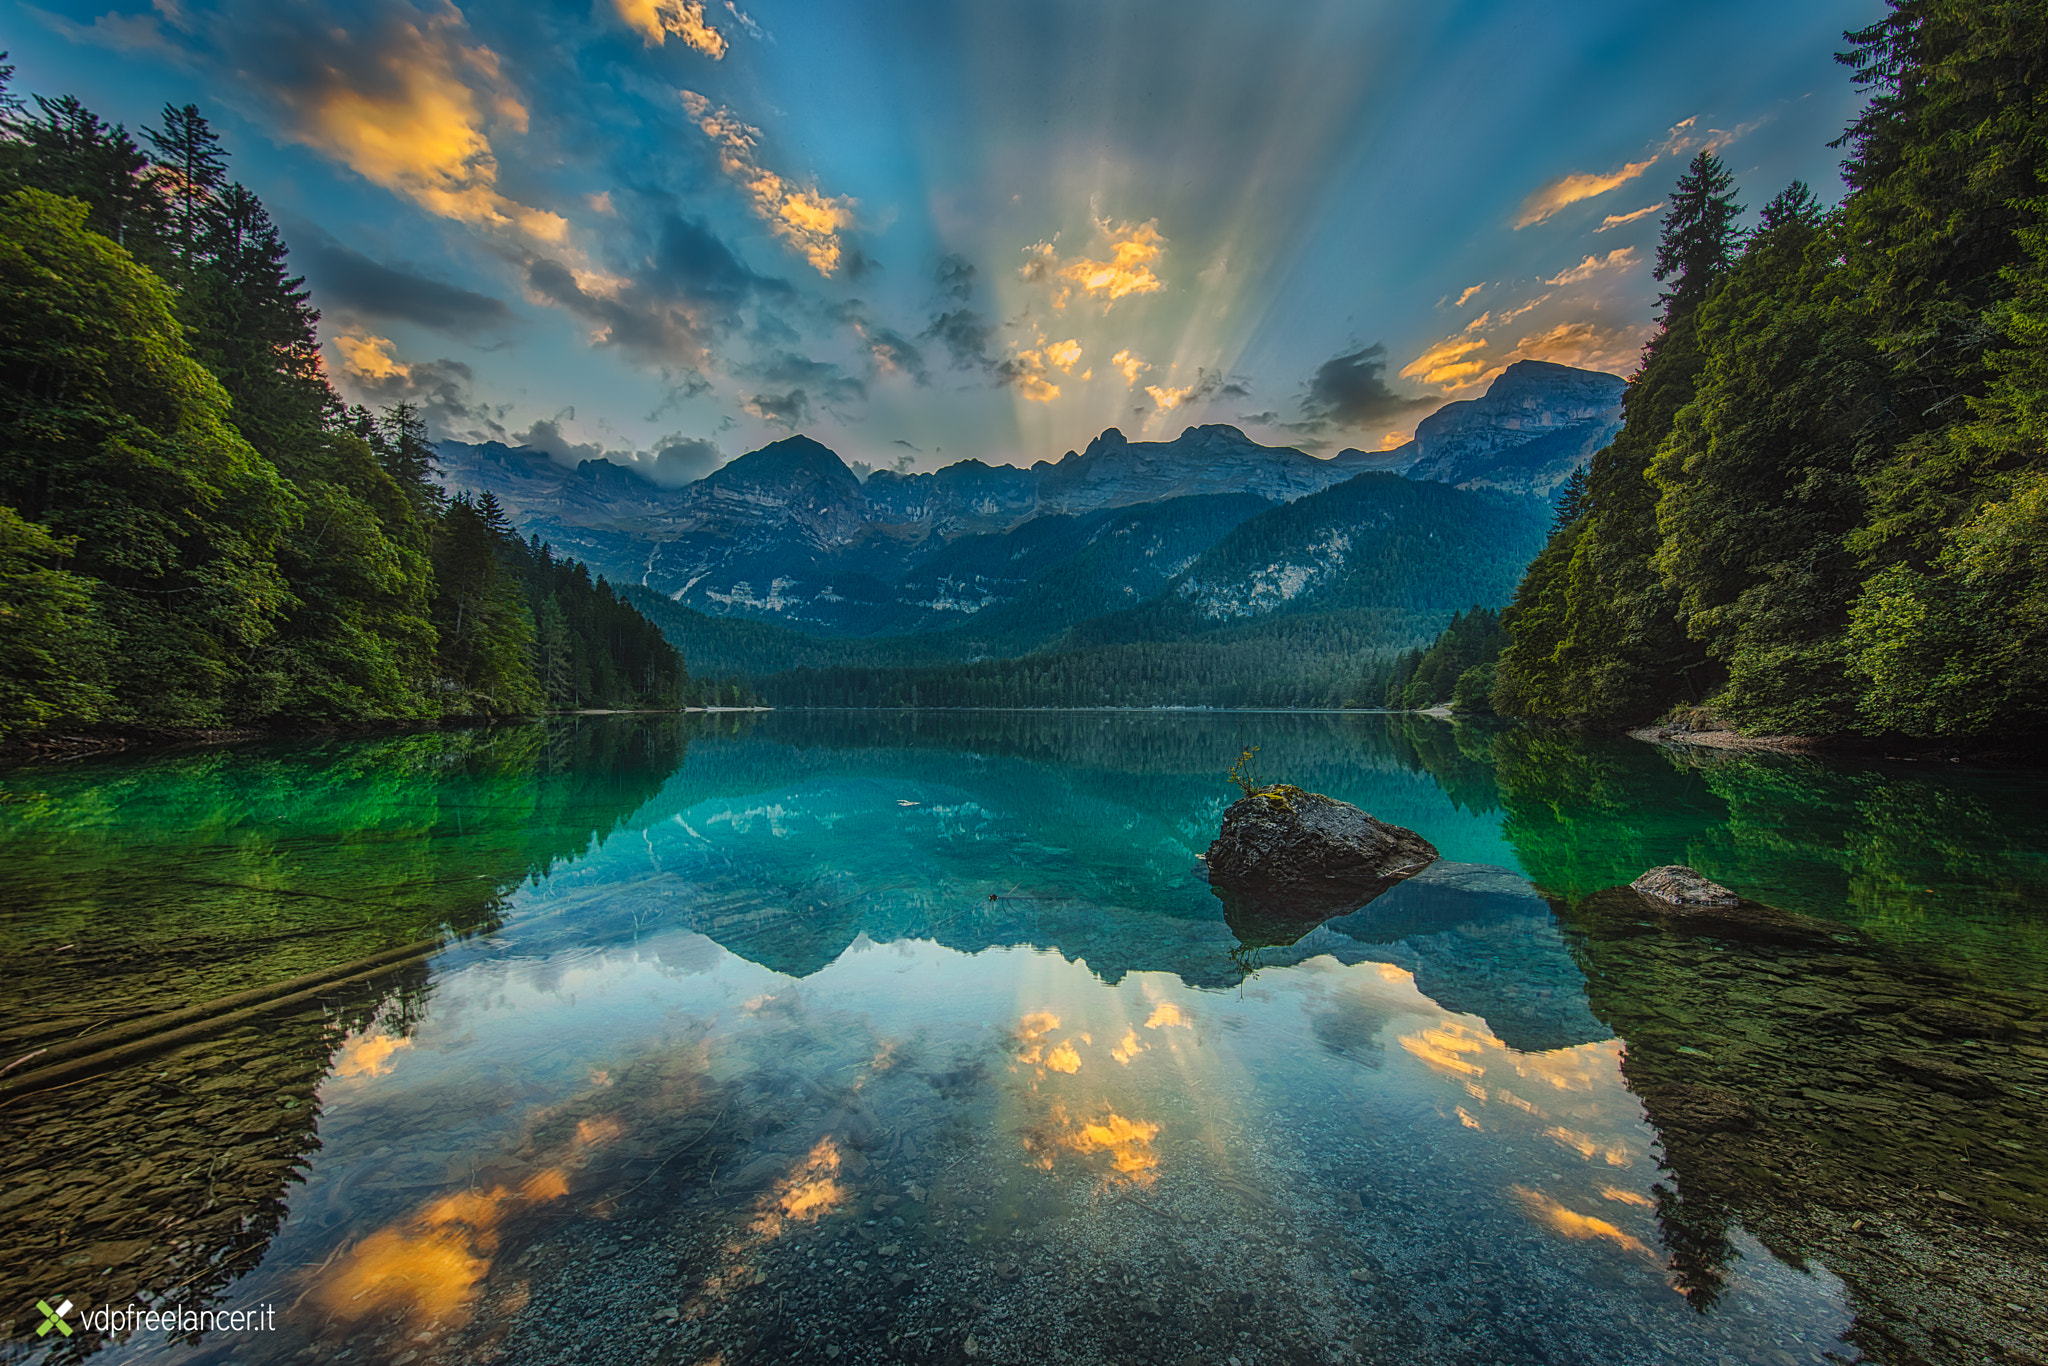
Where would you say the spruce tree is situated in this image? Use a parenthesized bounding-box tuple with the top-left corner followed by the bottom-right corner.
(142, 102, 227, 274)
(1654, 152, 1745, 322)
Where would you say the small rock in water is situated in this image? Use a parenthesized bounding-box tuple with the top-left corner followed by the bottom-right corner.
(1630, 865, 1738, 906)
(1205, 787, 1437, 891)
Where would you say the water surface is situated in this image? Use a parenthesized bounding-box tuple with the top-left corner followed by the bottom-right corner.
(2, 712, 2042, 1366)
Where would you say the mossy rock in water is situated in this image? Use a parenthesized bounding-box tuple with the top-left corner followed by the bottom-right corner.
(1205, 786, 1437, 944)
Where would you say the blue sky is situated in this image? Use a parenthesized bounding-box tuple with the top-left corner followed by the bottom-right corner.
(7, 0, 1878, 478)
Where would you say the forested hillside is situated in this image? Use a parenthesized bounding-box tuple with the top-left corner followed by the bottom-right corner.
(1494, 2, 2047, 742)
(0, 63, 687, 738)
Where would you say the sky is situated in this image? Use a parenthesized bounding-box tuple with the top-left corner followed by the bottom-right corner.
(7, 0, 1881, 479)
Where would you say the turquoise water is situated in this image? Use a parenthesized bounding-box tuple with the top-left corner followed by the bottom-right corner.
(1, 712, 2042, 1365)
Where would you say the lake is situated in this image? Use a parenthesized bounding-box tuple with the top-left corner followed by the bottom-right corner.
(1, 712, 2042, 1366)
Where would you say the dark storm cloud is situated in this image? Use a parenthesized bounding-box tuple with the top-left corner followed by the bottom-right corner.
(297, 233, 514, 336)
(1292, 344, 1439, 432)
(510, 416, 605, 463)
(923, 308, 997, 371)
(335, 349, 504, 440)
(650, 437, 724, 485)
(744, 390, 810, 427)
(935, 253, 976, 303)
(751, 352, 867, 408)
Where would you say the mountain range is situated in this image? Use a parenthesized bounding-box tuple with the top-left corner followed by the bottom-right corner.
(435, 359, 1621, 683)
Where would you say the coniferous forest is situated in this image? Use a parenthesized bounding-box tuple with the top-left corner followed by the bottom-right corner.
(1492, 6, 2048, 743)
(0, 64, 690, 739)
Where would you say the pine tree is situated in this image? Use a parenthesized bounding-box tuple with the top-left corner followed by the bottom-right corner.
(1655, 152, 1744, 322)
(142, 102, 227, 274)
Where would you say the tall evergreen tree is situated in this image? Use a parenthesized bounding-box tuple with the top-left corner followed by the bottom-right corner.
(1654, 152, 1745, 322)
(141, 102, 226, 274)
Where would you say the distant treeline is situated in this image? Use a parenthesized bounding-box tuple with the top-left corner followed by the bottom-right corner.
(0, 63, 691, 737)
(759, 610, 1425, 709)
(1494, 3, 2048, 742)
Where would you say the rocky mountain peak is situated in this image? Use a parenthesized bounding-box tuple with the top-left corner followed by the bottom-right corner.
(701, 434, 862, 499)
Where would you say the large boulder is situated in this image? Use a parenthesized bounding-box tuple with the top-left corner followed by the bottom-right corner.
(1630, 865, 1738, 906)
(1205, 786, 1438, 922)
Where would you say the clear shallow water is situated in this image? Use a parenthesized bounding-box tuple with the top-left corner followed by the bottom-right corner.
(1, 712, 2042, 1366)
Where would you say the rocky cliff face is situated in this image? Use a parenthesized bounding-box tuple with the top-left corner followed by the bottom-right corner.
(1380, 360, 1626, 499)
(436, 425, 1350, 634)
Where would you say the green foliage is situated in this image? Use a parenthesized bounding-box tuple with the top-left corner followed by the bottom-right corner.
(0, 504, 110, 734)
(0, 188, 298, 725)
(0, 71, 687, 736)
(1364, 606, 1506, 710)
(1496, 2, 2048, 741)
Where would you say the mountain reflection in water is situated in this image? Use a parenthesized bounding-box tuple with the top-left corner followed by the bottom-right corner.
(0, 711, 2040, 1366)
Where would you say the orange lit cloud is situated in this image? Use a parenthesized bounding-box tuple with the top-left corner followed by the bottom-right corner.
(334, 332, 407, 381)
(1546, 247, 1638, 286)
(334, 1030, 413, 1079)
(1463, 310, 1491, 333)
(1544, 1125, 1632, 1166)
(1025, 1104, 1163, 1186)
(1021, 217, 1167, 310)
(1398, 1023, 1494, 1078)
(1496, 320, 1643, 376)
(1516, 158, 1657, 228)
(1002, 345, 1064, 403)
(262, 6, 565, 243)
(1454, 283, 1485, 308)
(1511, 1185, 1656, 1261)
(1143, 1001, 1190, 1030)
(1596, 203, 1662, 232)
(774, 1138, 848, 1222)
(1110, 349, 1148, 384)
(680, 91, 856, 274)
(1043, 338, 1084, 373)
(315, 1166, 572, 1325)
(1111, 1030, 1145, 1064)
(1145, 382, 1194, 411)
(1600, 1184, 1656, 1208)
(1398, 336, 1488, 389)
(614, 0, 727, 55)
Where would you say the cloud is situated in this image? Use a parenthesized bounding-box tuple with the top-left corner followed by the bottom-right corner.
(508, 415, 604, 463)
(834, 302, 928, 383)
(1545, 247, 1638, 286)
(1042, 339, 1083, 373)
(1295, 344, 1441, 431)
(1398, 337, 1488, 388)
(1496, 293, 1549, 325)
(648, 436, 723, 484)
(743, 390, 808, 427)
(1453, 284, 1484, 308)
(1463, 310, 1491, 333)
(744, 352, 866, 416)
(924, 308, 996, 371)
(613, 0, 726, 56)
(221, 0, 568, 243)
(1144, 367, 1238, 413)
(1516, 159, 1657, 229)
(680, 89, 856, 275)
(329, 331, 491, 436)
(1110, 349, 1148, 385)
(298, 232, 514, 336)
(1020, 217, 1167, 310)
(521, 213, 789, 363)
(997, 346, 1063, 403)
(1495, 320, 1644, 376)
(934, 253, 976, 303)
(1595, 203, 1662, 232)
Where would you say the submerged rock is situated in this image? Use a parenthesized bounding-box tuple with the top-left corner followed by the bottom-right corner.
(1205, 785, 1437, 909)
(1630, 864, 1738, 906)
